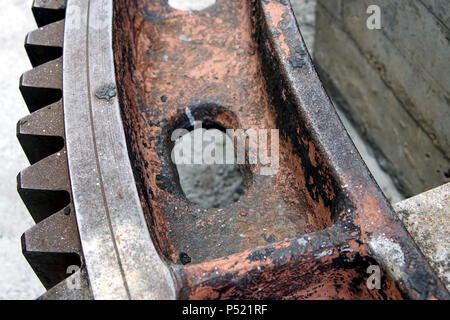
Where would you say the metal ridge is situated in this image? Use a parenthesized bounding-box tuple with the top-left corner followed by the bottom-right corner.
(255, 0, 449, 299)
(62, 0, 176, 299)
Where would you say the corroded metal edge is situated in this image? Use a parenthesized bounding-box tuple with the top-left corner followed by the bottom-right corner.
(63, 0, 176, 299)
(174, 0, 449, 300)
(255, 0, 449, 299)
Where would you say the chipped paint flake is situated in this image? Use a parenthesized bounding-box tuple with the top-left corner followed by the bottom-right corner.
(185, 107, 196, 127)
(315, 249, 334, 259)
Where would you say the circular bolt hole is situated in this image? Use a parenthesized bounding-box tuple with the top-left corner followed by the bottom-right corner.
(173, 128, 244, 208)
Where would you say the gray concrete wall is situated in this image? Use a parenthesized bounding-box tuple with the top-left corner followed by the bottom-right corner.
(314, 0, 450, 197)
(394, 182, 450, 291)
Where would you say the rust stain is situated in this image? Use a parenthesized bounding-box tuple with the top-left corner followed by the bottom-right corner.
(111, 0, 448, 300)
(114, 0, 334, 265)
(181, 239, 404, 300)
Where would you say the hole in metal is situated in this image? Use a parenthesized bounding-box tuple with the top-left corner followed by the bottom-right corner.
(173, 127, 244, 208)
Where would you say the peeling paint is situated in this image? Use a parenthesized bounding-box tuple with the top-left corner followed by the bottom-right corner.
(315, 249, 334, 259)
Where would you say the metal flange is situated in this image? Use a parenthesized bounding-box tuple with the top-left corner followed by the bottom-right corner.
(62, 0, 176, 300)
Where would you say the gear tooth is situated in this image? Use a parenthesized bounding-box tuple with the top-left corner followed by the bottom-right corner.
(32, 0, 66, 27)
(17, 100, 64, 164)
(17, 150, 71, 223)
(19, 57, 62, 113)
(25, 20, 64, 67)
(21, 206, 83, 290)
(37, 269, 93, 300)
(18, 150, 70, 192)
(19, 0, 88, 299)
(22, 205, 81, 255)
(17, 100, 64, 137)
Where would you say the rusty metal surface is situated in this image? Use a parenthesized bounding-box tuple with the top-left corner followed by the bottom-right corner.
(114, 0, 333, 266)
(114, 0, 448, 299)
(16, 0, 449, 300)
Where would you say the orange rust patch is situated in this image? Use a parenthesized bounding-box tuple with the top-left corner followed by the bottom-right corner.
(111, 0, 449, 300)
(114, 0, 336, 265)
(263, 1, 290, 57)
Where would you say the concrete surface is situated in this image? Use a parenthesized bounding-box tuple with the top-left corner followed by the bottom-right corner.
(314, 0, 450, 197)
(394, 183, 450, 291)
(0, 0, 46, 299)
(291, 0, 316, 55)
(335, 108, 403, 203)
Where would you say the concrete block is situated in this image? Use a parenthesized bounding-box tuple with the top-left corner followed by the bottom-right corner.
(314, 1, 450, 196)
(341, 0, 450, 157)
(394, 183, 450, 291)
